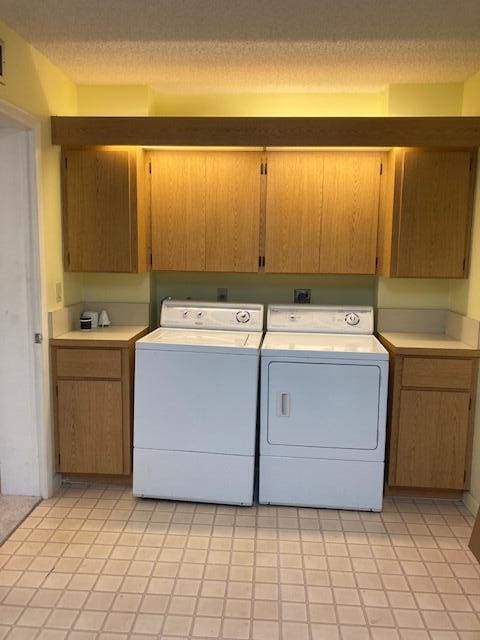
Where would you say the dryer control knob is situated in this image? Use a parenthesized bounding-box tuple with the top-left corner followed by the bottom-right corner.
(345, 312, 360, 326)
(236, 310, 250, 323)
(196, 311, 203, 318)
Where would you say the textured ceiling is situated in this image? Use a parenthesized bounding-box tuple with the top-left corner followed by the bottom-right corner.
(1, 0, 480, 92)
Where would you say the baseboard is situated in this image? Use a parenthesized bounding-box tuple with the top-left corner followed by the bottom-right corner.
(463, 491, 479, 516)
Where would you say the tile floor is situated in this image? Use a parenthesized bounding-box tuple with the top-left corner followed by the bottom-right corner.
(0, 484, 479, 640)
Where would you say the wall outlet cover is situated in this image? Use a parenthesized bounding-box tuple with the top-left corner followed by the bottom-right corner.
(55, 281, 63, 303)
(294, 288, 311, 304)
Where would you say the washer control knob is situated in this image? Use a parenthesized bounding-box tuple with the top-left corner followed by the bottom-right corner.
(289, 314, 296, 321)
(196, 311, 203, 318)
(236, 310, 250, 323)
(182, 310, 189, 318)
(345, 312, 360, 326)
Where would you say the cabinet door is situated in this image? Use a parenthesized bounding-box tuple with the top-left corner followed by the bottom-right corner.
(319, 153, 381, 274)
(395, 150, 474, 278)
(150, 152, 206, 271)
(205, 152, 261, 272)
(63, 149, 134, 272)
(57, 380, 124, 474)
(265, 152, 324, 273)
(395, 389, 470, 489)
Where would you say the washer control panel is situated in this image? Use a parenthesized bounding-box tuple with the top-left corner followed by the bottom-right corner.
(268, 305, 374, 334)
(161, 300, 263, 332)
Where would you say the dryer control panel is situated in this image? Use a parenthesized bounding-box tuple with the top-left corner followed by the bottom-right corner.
(267, 305, 374, 334)
(161, 299, 264, 332)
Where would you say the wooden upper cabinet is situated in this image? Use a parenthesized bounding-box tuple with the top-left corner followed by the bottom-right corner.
(150, 152, 206, 271)
(378, 149, 476, 278)
(319, 153, 382, 274)
(205, 152, 261, 272)
(62, 148, 149, 273)
(265, 151, 382, 274)
(150, 151, 262, 272)
(265, 152, 324, 273)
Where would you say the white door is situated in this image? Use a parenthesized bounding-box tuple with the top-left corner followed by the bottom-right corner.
(0, 115, 46, 496)
(267, 361, 381, 451)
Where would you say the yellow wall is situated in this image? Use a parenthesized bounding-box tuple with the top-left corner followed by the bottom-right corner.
(81, 273, 151, 303)
(0, 19, 79, 310)
(387, 82, 464, 116)
(376, 278, 452, 309)
(77, 85, 153, 115)
(462, 71, 480, 116)
(151, 91, 388, 116)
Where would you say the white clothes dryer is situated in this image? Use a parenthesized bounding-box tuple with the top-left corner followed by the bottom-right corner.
(259, 305, 389, 511)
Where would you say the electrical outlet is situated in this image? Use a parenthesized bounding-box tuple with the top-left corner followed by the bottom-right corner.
(217, 287, 228, 302)
(294, 288, 311, 304)
(55, 281, 63, 303)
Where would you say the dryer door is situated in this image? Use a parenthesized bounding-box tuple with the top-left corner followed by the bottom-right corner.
(267, 361, 381, 451)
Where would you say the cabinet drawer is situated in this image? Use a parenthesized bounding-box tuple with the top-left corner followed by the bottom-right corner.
(56, 348, 122, 379)
(402, 357, 473, 390)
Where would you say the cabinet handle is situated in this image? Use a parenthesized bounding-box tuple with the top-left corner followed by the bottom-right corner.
(277, 392, 290, 417)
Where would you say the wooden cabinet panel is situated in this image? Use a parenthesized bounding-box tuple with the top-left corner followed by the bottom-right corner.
(150, 152, 206, 271)
(205, 152, 261, 272)
(265, 152, 324, 273)
(319, 152, 381, 274)
(63, 149, 141, 272)
(395, 150, 474, 278)
(57, 380, 124, 474)
(56, 348, 122, 379)
(395, 389, 470, 489)
(402, 357, 473, 390)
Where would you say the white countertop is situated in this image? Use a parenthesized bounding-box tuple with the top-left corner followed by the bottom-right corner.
(55, 325, 149, 342)
(379, 331, 476, 351)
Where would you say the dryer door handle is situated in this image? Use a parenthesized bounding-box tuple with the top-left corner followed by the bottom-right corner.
(277, 392, 291, 417)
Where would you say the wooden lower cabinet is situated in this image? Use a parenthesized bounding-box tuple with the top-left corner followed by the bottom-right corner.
(379, 338, 479, 495)
(51, 337, 144, 476)
(395, 389, 471, 489)
(57, 380, 124, 474)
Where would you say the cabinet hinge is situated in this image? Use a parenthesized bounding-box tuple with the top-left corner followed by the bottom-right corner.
(380, 162, 383, 175)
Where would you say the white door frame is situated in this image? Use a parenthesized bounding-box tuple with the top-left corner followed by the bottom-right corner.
(0, 99, 53, 498)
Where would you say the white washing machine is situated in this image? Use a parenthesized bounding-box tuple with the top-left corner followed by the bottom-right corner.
(259, 305, 389, 511)
(133, 299, 263, 505)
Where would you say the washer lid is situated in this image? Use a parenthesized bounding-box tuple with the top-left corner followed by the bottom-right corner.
(136, 327, 263, 354)
(261, 331, 388, 360)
